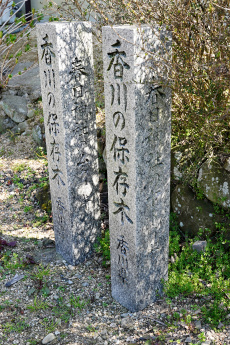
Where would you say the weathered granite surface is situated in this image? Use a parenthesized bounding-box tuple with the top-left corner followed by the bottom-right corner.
(37, 22, 100, 265)
(198, 160, 230, 209)
(103, 25, 171, 311)
(171, 184, 222, 237)
(0, 95, 28, 123)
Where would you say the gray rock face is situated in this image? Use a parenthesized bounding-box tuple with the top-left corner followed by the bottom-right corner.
(14, 120, 29, 134)
(32, 125, 44, 147)
(192, 240, 207, 253)
(171, 184, 222, 236)
(0, 109, 15, 133)
(0, 95, 28, 123)
(171, 151, 183, 181)
(103, 25, 171, 312)
(42, 333, 55, 344)
(8, 62, 41, 102)
(198, 160, 230, 209)
(37, 22, 100, 265)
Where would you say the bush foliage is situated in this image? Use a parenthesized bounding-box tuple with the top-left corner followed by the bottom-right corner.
(52, 0, 230, 184)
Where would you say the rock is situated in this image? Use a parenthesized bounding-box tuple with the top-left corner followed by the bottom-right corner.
(171, 255, 175, 264)
(34, 248, 62, 265)
(27, 109, 35, 118)
(0, 109, 15, 134)
(171, 151, 183, 181)
(0, 95, 28, 123)
(14, 120, 29, 134)
(82, 282, 89, 287)
(42, 333, 55, 344)
(185, 337, 192, 343)
(68, 265, 75, 270)
(121, 317, 133, 329)
(218, 322, 224, 328)
(198, 160, 230, 209)
(8, 62, 41, 102)
(171, 184, 224, 236)
(194, 320, 201, 329)
(5, 273, 25, 287)
(121, 313, 130, 318)
(192, 241, 207, 253)
(32, 124, 45, 147)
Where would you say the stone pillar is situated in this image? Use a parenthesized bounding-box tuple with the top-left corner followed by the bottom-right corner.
(103, 25, 171, 311)
(36, 22, 100, 265)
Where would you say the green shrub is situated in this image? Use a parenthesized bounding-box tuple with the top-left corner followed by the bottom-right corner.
(53, 0, 230, 185)
(95, 228, 110, 265)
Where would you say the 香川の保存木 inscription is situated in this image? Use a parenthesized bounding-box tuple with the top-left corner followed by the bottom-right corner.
(103, 25, 171, 312)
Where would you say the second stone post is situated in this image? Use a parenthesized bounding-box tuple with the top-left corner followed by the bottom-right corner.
(103, 25, 171, 311)
(37, 22, 100, 265)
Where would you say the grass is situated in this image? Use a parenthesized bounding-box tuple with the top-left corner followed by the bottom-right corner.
(2, 319, 30, 334)
(164, 213, 230, 328)
(69, 295, 88, 312)
(27, 296, 49, 312)
(40, 317, 58, 333)
(2, 251, 24, 272)
(95, 211, 230, 329)
(94, 228, 110, 266)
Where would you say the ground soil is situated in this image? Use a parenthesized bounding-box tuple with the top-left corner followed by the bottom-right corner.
(0, 113, 230, 345)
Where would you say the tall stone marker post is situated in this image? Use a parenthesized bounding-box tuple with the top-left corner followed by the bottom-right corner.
(37, 22, 100, 265)
(103, 25, 171, 311)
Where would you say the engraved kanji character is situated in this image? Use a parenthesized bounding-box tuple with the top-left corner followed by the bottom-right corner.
(41, 34, 55, 65)
(72, 101, 87, 117)
(69, 57, 88, 81)
(113, 167, 129, 196)
(146, 84, 165, 104)
(113, 111, 125, 130)
(52, 165, 65, 186)
(44, 69, 55, 89)
(56, 197, 65, 224)
(117, 235, 129, 256)
(118, 267, 128, 284)
(77, 153, 89, 183)
(74, 120, 89, 144)
(110, 135, 129, 164)
(111, 84, 128, 111)
(47, 92, 55, 108)
(117, 235, 129, 283)
(73, 84, 83, 99)
(107, 40, 130, 80)
(47, 112, 59, 136)
(113, 198, 133, 224)
(50, 137, 61, 162)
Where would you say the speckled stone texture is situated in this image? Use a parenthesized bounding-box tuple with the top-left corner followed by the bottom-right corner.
(37, 22, 100, 265)
(103, 25, 171, 312)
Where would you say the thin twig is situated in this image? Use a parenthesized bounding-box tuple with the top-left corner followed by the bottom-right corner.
(142, 315, 167, 327)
